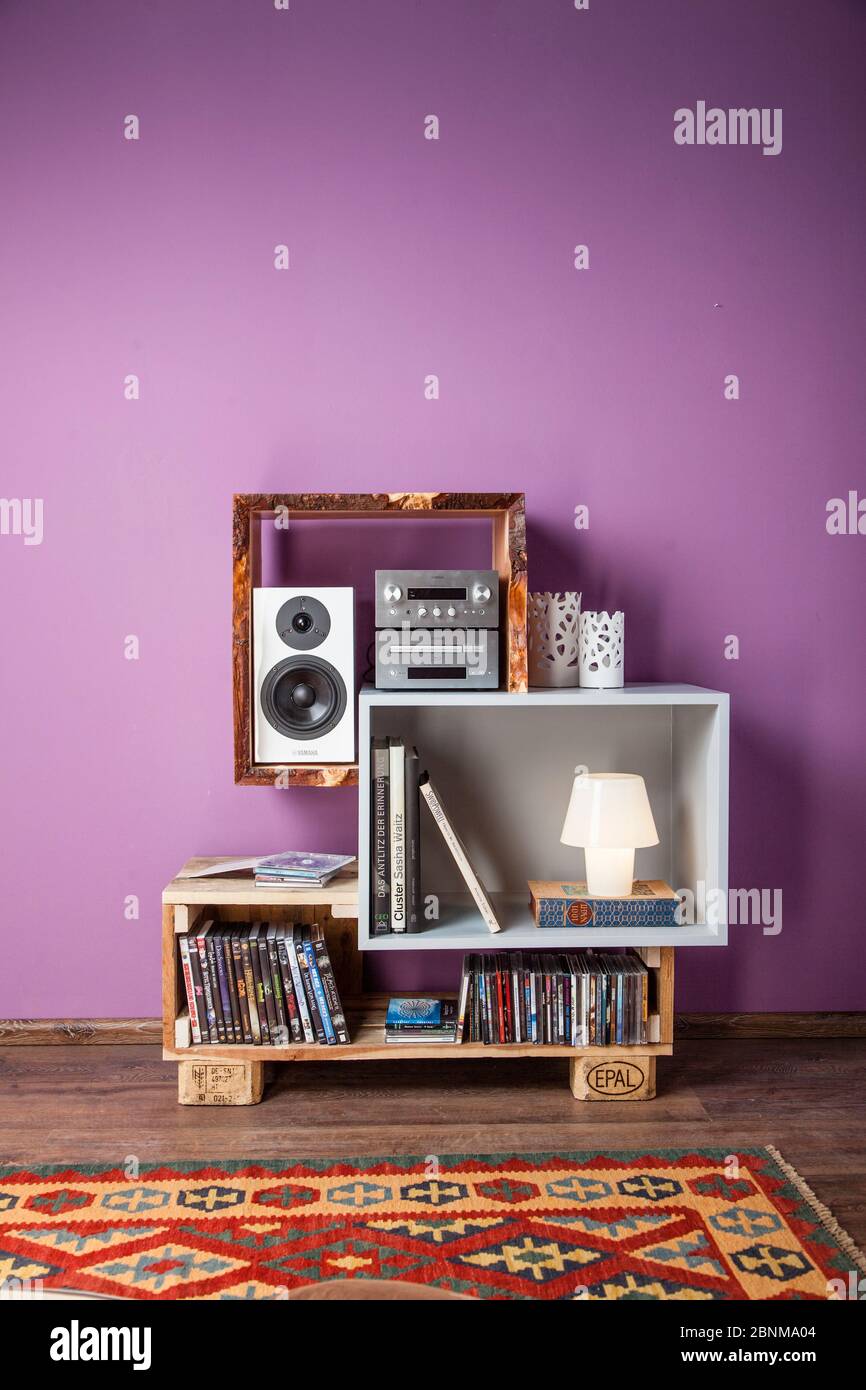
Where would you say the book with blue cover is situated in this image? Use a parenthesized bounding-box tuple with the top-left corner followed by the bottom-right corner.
(386, 997, 448, 1027)
(529, 880, 680, 928)
(385, 997, 458, 1042)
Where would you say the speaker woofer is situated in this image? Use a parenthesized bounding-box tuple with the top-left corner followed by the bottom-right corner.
(260, 656, 348, 741)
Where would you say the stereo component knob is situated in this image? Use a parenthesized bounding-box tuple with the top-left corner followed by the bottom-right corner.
(447, 606, 457, 618)
(383, 582, 402, 602)
(432, 606, 442, 618)
(473, 582, 491, 604)
(417, 605, 428, 617)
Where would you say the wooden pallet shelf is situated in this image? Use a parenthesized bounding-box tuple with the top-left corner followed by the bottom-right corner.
(163, 859, 673, 1105)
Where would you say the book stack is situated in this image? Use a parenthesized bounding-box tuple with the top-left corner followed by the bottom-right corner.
(456, 950, 650, 1046)
(370, 737, 503, 935)
(255, 851, 355, 889)
(371, 738, 421, 933)
(384, 997, 458, 1044)
(178, 922, 349, 1046)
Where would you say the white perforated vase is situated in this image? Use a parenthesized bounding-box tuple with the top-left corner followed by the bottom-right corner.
(579, 610, 625, 689)
(528, 592, 582, 687)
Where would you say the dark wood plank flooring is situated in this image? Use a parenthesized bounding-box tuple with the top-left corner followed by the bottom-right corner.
(1, 1039, 864, 1247)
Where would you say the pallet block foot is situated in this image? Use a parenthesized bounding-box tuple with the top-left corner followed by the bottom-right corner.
(569, 1055, 656, 1101)
(178, 1060, 264, 1106)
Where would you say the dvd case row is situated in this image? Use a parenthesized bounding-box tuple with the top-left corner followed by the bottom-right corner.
(456, 950, 651, 1046)
(178, 921, 349, 1046)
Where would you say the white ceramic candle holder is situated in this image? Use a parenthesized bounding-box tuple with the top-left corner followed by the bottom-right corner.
(579, 610, 624, 689)
(528, 591, 582, 687)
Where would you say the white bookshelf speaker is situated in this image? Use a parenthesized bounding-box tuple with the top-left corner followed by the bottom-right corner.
(253, 588, 355, 763)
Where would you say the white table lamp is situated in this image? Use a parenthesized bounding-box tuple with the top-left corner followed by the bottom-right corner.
(560, 772, 659, 897)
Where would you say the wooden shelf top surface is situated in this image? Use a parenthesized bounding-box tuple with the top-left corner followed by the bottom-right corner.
(163, 858, 360, 907)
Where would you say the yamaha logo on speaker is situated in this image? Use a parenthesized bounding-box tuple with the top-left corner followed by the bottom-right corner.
(253, 587, 355, 764)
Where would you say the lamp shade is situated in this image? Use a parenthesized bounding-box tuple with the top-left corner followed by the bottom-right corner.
(560, 773, 659, 850)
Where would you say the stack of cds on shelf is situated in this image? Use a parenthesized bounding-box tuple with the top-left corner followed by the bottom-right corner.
(254, 851, 355, 889)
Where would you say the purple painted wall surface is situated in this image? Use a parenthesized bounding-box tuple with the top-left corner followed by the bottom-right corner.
(1, 0, 864, 1016)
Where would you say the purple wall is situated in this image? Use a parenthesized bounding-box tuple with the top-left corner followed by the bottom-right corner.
(1, 0, 864, 1017)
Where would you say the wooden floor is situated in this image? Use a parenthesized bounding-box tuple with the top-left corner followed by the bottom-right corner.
(1, 1039, 865, 1249)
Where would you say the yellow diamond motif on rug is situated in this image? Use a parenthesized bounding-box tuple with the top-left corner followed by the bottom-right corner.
(460, 1235, 604, 1282)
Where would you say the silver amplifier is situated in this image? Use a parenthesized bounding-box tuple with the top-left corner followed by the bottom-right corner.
(375, 629, 499, 689)
(375, 569, 499, 629)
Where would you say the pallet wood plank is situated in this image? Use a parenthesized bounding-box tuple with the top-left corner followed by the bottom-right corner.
(178, 1060, 264, 1106)
(570, 1055, 657, 1100)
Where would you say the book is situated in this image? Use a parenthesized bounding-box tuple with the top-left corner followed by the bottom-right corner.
(386, 997, 453, 1029)
(212, 928, 234, 1043)
(186, 936, 207, 1043)
(456, 959, 472, 1043)
(255, 869, 350, 888)
(388, 738, 406, 932)
(311, 924, 350, 1044)
(249, 924, 270, 1044)
(255, 924, 278, 1041)
(240, 931, 261, 1044)
(404, 745, 421, 933)
(231, 930, 253, 1043)
(275, 926, 303, 1044)
(194, 921, 218, 1043)
(295, 926, 326, 1043)
(302, 927, 336, 1044)
(178, 935, 202, 1044)
(266, 924, 289, 1045)
(257, 851, 355, 880)
(220, 930, 242, 1042)
(284, 925, 314, 1042)
(371, 738, 391, 935)
(419, 774, 502, 934)
(529, 880, 680, 928)
(385, 997, 458, 1043)
(205, 926, 227, 1043)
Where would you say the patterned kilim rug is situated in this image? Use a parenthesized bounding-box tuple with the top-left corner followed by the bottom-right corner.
(1, 1147, 863, 1300)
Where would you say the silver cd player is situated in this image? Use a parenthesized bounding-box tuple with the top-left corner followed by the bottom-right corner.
(375, 569, 499, 629)
(375, 629, 499, 689)
(374, 569, 501, 689)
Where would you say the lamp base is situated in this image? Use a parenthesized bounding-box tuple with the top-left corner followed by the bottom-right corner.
(584, 847, 635, 898)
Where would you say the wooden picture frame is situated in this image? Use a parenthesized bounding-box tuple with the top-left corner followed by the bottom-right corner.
(232, 492, 528, 787)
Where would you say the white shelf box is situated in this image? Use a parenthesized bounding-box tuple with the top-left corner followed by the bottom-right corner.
(358, 685, 729, 951)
